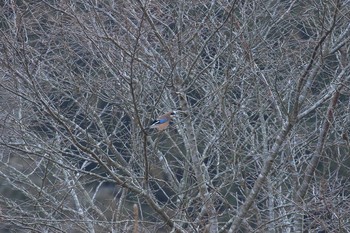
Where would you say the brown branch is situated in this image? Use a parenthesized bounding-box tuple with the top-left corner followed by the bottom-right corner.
(295, 88, 341, 201)
(133, 204, 139, 233)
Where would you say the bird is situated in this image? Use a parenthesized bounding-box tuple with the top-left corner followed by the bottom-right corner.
(149, 111, 177, 131)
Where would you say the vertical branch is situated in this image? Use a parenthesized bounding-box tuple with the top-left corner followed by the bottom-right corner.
(226, 121, 294, 232)
(176, 91, 218, 232)
(296, 90, 341, 200)
(292, 76, 343, 232)
(133, 204, 139, 233)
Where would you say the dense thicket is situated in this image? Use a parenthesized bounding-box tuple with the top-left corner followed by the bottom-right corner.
(0, 1, 349, 232)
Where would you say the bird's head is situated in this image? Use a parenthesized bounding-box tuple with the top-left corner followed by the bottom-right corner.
(170, 111, 177, 118)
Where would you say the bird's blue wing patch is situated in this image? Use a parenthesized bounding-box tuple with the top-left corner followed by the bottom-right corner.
(158, 119, 167, 124)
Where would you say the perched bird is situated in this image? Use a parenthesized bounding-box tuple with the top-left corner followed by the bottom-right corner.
(149, 111, 177, 131)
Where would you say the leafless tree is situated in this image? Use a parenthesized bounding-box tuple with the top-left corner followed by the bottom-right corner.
(0, 0, 350, 232)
